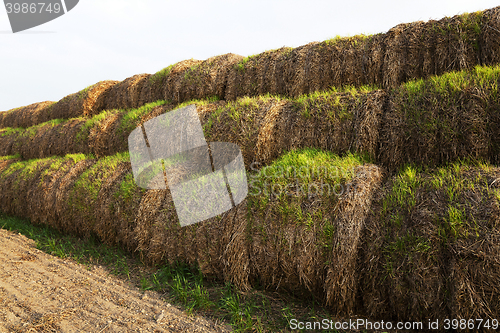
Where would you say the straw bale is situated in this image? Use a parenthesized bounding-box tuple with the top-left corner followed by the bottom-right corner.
(331, 36, 370, 89)
(203, 97, 280, 167)
(216, 201, 252, 290)
(421, 20, 439, 78)
(138, 60, 202, 106)
(403, 22, 426, 82)
(94, 163, 140, 251)
(359, 165, 500, 321)
(247, 163, 382, 308)
(447, 168, 500, 319)
(50, 81, 118, 120)
(433, 17, 453, 77)
(261, 91, 385, 165)
(382, 23, 411, 88)
(134, 189, 182, 265)
(192, 214, 228, 280)
(104, 74, 150, 111)
(134, 188, 252, 289)
(3, 99, 226, 161)
(0, 129, 19, 156)
(255, 100, 289, 163)
(0, 101, 56, 129)
(378, 86, 490, 172)
(66, 159, 119, 238)
(225, 48, 293, 100)
(172, 53, 244, 102)
(0, 159, 25, 214)
(162, 59, 203, 104)
(55, 160, 96, 235)
(447, 13, 482, 71)
(427, 12, 481, 78)
(20, 119, 88, 159)
(87, 111, 124, 158)
(285, 36, 372, 97)
(449, 228, 500, 319)
(138, 75, 163, 107)
(481, 6, 500, 66)
(359, 187, 445, 320)
(31, 159, 76, 230)
(281, 43, 319, 98)
(4, 159, 53, 220)
(362, 34, 385, 87)
(324, 164, 383, 315)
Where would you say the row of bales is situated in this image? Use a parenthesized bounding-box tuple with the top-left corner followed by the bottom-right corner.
(1, 6, 499, 129)
(1, 64, 499, 171)
(0, 5, 499, 325)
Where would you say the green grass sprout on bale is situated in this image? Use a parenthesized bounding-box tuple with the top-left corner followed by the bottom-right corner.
(1, 119, 68, 145)
(248, 148, 365, 216)
(0, 160, 29, 180)
(381, 159, 496, 243)
(76, 110, 114, 142)
(118, 100, 169, 135)
(0, 127, 23, 137)
(235, 53, 259, 72)
(73, 152, 129, 202)
(174, 95, 220, 111)
(39, 154, 89, 184)
(323, 33, 372, 46)
(78, 83, 97, 99)
(402, 63, 500, 102)
(26, 119, 66, 138)
(150, 64, 175, 84)
(114, 172, 141, 201)
(0, 154, 21, 161)
(0, 157, 55, 183)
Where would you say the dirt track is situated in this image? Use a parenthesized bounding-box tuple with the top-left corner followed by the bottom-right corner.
(0, 228, 231, 333)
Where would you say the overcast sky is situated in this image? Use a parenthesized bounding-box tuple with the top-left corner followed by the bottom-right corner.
(0, 0, 498, 111)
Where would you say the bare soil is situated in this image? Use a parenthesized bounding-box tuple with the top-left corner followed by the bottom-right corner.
(0, 228, 231, 333)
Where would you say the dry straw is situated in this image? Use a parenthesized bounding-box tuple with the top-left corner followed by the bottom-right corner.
(225, 48, 294, 100)
(171, 53, 244, 102)
(50, 80, 118, 119)
(0, 101, 54, 129)
(258, 90, 386, 165)
(104, 74, 151, 111)
(138, 60, 202, 106)
(481, 6, 500, 65)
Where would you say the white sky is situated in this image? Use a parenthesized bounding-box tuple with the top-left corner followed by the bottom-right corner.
(0, 0, 498, 111)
